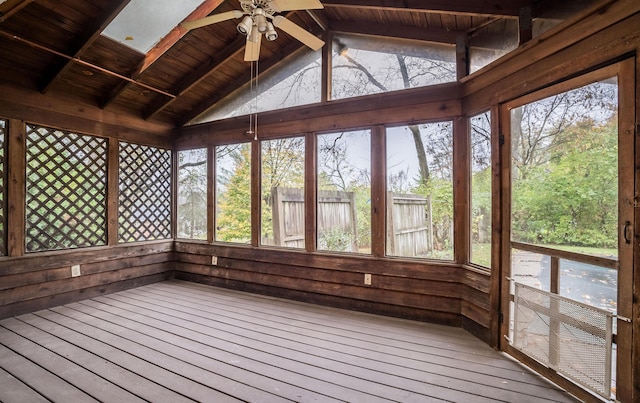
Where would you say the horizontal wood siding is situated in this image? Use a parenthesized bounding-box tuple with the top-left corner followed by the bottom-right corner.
(0, 241, 174, 319)
(174, 241, 465, 329)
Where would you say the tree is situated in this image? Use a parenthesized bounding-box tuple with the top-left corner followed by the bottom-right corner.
(216, 144, 252, 243)
(177, 149, 207, 239)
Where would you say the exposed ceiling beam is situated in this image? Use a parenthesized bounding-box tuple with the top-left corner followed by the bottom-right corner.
(39, 0, 132, 94)
(143, 36, 246, 119)
(306, 9, 329, 31)
(100, 0, 227, 109)
(321, 0, 532, 17)
(177, 41, 312, 127)
(0, 29, 175, 99)
(330, 21, 462, 44)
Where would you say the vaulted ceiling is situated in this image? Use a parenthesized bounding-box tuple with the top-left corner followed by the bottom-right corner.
(0, 0, 595, 128)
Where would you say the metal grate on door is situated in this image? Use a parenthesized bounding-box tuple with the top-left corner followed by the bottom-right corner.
(512, 282, 613, 399)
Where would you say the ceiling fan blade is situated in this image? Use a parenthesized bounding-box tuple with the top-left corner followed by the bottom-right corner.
(181, 10, 244, 31)
(270, 0, 324, 12)
(272, 16, 324, 51)
(244, 32, 262, 61)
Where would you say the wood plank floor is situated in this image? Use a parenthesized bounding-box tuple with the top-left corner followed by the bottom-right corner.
(0, 280, 579, 402)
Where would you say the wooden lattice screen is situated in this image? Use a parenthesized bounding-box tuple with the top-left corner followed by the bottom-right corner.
(0, 120, 5, 255)
(25, 124, 107, 252)
(118, 142, 172, 242)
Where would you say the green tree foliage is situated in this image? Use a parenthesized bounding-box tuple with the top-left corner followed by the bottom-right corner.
(512, 118, 618, 248)
(216, 144, 252, 243)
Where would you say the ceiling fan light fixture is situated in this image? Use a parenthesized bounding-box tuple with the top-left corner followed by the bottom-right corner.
(265, 22, 278, 41)
(237, 15, 253, 35)
(254, 9, 268, 33)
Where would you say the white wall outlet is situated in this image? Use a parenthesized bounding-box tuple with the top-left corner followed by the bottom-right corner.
(211, 256, 218, 265)
(364, 273, 372, 285)
(71, 264, 81, 277)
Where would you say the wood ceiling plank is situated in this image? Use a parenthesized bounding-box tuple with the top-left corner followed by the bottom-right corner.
(321, 0, 531, 17)
(39, 0, 132, 94)
(143, 36, 246, 120)
(99, 0, 229, 112)
(138, 0, 227, 75)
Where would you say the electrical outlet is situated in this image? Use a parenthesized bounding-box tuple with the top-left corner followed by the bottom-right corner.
(71, 264, 81, 277)
(211, 256, 218, 265)
(364, 273, 372, 285)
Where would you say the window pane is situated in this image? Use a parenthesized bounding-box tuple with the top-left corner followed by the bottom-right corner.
(332, 34, 456, 100)
(177, 148, 207, 240)
(317, 130, 370, 254)
(191, 50, 321, 124)
(470, 112, 492, 267)
(386, 122, 454, 260)
(215, 143, 251, 244)
(468, 19, 518, 74)
(511, 78, 618, 258)
(261, 137, 305, 248)
(118, 142, 172, 242)
(26, 125, 107, 252)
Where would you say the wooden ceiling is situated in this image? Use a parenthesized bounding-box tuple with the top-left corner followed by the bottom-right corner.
(0, 0, 593, 128)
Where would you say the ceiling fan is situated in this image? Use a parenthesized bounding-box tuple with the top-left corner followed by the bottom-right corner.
(182, 0, 325, 62)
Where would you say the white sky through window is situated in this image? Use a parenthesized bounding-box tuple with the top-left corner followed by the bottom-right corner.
(102, 0, 204, 53)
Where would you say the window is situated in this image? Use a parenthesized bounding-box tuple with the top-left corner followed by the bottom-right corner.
(386, 122, 454, 260)
(192, 50, 321, 124)
(261, 137, 305, 248)
(118, 142, 172, 242)
(177, 148, 208, 240)
(332, 34, 456, 100)
(470, 112, 492, 267)
(215, 143, 251, 244)
(25, 125, 107, 252)
(511, 79, 618, 260)
(468, 19, 518, 73)
(317, 130, 371, 254)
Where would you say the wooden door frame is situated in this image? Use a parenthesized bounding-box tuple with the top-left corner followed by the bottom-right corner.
(497, 58, 635, 402)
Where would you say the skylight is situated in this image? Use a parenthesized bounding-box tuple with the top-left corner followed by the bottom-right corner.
(102, 0, 204, 54)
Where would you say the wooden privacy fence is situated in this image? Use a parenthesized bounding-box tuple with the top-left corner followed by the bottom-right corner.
(265, 187, 358, 251)
(386, 192, 433, 256)
(266, 187, 433, 256)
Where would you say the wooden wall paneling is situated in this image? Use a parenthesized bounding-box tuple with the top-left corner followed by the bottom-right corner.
(6, 119, 25, 257)
(107, 139, 119, 246)
(370, 125, 386, 258)
(0, 82, 173, 146)
(488, 104, 502, 349)
(304, 133, 317, 252)
(0, 272, 171, 320)
(207, 146, 214, 244)
(176, 270, 462, 325)
(453, 116, 469, 265)
(0, 241, 173, 277)
(174, 241, 460, 281)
